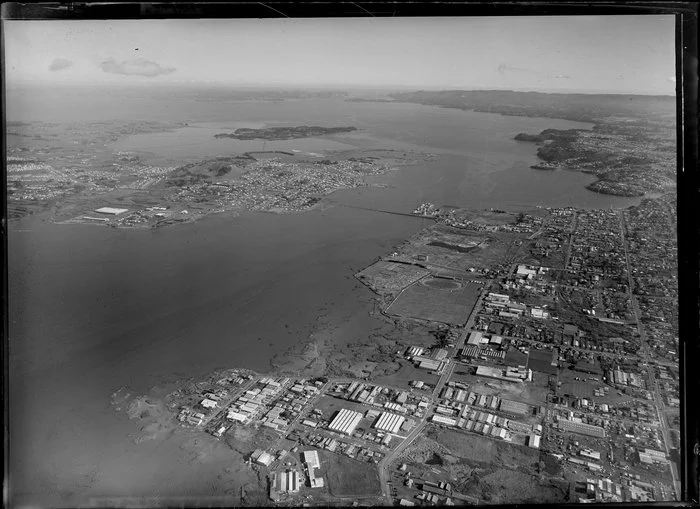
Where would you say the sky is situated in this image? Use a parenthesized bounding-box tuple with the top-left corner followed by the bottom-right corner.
(3, 16, 676, 94)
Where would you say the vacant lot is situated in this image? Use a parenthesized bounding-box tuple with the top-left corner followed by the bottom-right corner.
(430, 428, 541, 471)
(372, 359, 440, 391)
(322, 452, 382, 497)
(401, 427, 569, 505)
(527, 348, 558, 375)
(387, 279, 481, 325)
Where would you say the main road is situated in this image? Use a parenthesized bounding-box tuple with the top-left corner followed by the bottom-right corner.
(618, 210, 680, 500)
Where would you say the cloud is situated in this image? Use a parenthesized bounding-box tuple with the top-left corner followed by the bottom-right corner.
(667, 76, 676, 83)
(498, 63, 538, 75)
(99, 57, 176, 77)
(49, 58, 74, 72)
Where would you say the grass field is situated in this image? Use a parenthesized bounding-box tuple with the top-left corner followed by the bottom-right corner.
(372, 359, 440, 391)
(387, 279, 481, 325)
(322, 452, 382, 497)
(527, 348, 559, 375)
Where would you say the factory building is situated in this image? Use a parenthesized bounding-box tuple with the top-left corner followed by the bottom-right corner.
(405, 346, 425, 357)
(278, 470, 301, 493)
(499, 398, 531, 416)
(558, 418, 606, 438)
(373, 412, 406, 434)
(328, 408, 363, 435)
(527, 434, 541, 448)
(413, 356, 446, 371)
(302, 450, 324, 488)
(431, 415, 457, 427)
(467, 331, 484, 345)
(251, 449, 274, 467)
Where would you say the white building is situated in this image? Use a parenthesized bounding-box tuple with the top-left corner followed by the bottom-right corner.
(200, 398, 218, 409)
(251, 449, 274, 467)
(374, 412, 406, 434)
(431, 414, 457, 426)
(303, 450, 324, 488)
(328, 408, 363, 435)
(278, 470, 301, 493)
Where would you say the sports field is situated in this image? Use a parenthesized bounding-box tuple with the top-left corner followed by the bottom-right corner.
(386, 277, 480, 325)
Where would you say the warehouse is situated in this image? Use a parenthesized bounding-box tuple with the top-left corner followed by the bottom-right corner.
(374, 411, 406, 434)
(499, 398, 531, 416)
(413, 356, 444, 371)
(278, 470, 301, 493)
(467, 331, 483, 345)
(303, 450, 324, 488)
(527, 434, 541, 448)
(328, 408, 363, 435)
(431, 415, 457, 427)
(558, 418, 606, 438)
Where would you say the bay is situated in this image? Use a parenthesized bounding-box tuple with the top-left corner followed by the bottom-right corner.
(8, 92, 640, 506)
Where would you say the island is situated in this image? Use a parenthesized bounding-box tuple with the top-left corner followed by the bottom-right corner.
(214, 125, 357, 141)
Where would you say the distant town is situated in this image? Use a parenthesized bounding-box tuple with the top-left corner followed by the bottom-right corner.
(121, 196, 679, 506)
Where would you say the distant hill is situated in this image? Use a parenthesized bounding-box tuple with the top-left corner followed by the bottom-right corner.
(386, 90, 675, 123)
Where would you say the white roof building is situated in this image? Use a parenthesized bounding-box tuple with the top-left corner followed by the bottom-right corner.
(227, 410, 248, 422)
(278, 470, 301, 493)
(467, 331, 483, 345)
(201, 398, 218, 409)
(252, 449, 274, 467)
(374, 412, 406, 434)
(431, 415, 457, 426)
(303, 450, 320, 469)
(328, 408, 363, 435)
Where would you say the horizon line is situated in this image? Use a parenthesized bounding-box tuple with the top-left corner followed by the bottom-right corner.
(6, 81, 676, 98)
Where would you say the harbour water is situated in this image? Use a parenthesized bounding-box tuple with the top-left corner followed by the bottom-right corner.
(8, 90, 642, 505)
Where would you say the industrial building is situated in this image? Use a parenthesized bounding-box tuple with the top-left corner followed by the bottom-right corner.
(413, 355, 446, 371)
(499, 398, 531, 416)
(373, 412, 406, 434)
(302, 450, 324, 488)
(200, 398, 218, 409)
(467, 331, 484, 345)
(579, 449, 602, 461)
(405, 346, 424, 357)
(277, 470, 301, 493)
(251, 449, 274, 467)
(475, 365, 531, 383)
(558, 418, 606, 438)
(527, 434, 541, 448)
(431, 414, 457, 426)
(95, 207, 128, 215)
(328, 408, 363, 435)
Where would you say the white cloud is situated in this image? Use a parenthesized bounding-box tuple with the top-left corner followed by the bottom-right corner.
(48, 58, 74, 71)
(100, 57, 176, 77)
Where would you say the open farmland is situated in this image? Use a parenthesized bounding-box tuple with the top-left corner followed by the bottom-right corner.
(386, 278, 481, 325)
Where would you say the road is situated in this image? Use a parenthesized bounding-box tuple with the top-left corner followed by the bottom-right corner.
(618, 210, 680, 500)
(377, 416, 429, 504)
